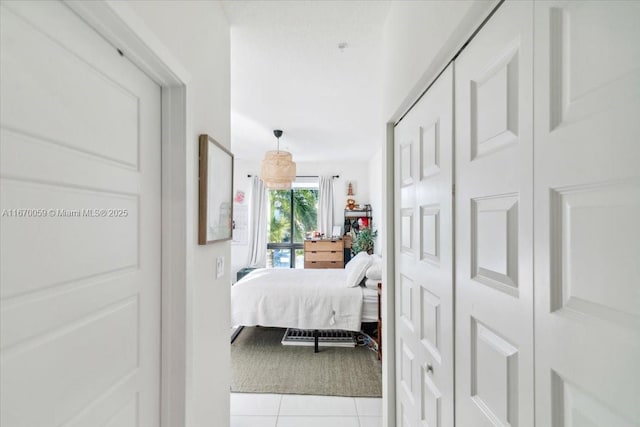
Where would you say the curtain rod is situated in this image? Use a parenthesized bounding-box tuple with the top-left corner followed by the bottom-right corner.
(247, 174, 339, 179)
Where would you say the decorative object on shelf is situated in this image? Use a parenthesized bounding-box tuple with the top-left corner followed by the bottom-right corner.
(198, 134, 234, 244)
(352, 227, 378, 255)
(343, 209, 372, 233)
(357, 217, 370, 228)
(260, 129, 296, 189)
(346, 181, 356, 210)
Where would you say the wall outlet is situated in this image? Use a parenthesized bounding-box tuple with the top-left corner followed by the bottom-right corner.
(216, 256, 224, 279)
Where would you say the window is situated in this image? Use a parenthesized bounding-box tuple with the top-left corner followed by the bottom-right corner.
(267, 178, 318, 268)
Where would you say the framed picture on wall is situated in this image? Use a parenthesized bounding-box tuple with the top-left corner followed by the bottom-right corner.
(198, 134, 234, 244)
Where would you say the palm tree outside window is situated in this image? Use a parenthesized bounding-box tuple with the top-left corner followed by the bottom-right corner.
(266, 177, 318, 268)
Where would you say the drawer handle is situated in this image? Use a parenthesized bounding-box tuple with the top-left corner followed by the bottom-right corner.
(330, 251, 337, 253)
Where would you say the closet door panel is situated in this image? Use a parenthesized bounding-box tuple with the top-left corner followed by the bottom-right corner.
(395, 64, 454, 427)
(454, 1, 534, 426)
(534, 1, 640, 425)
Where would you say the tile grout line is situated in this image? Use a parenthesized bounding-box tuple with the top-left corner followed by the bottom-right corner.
(353, 397, 361, 427)
(275, 393, 283, 426)
(230, 393, 380, 425)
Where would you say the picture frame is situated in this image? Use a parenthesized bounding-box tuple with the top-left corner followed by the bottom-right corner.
(198, 134, 234, 244)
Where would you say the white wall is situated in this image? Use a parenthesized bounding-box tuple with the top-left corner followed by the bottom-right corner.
(367, 148, 383, 255)
(230, 159, 374, 279)
(382, 0, 495, 121)
(127, 2, 231, 426)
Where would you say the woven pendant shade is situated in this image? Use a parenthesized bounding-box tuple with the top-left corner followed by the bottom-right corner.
(260, 150, 296, 189)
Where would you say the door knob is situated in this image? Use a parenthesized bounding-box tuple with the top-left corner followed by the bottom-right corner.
(426, 363, 434, 374)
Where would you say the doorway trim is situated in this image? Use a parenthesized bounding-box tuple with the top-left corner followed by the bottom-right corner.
(64, 1, 191, 426)
(382, 122, 397, 426)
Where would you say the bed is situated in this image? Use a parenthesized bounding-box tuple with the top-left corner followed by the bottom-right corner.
(361, 282, 379, 323)
(231, 252, 381, 351)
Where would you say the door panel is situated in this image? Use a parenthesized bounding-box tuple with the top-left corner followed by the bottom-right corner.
(0, 1, 161, 425)
(395, 64, 454, 427)
(534, 1, 640, 425)
(454, 1, 534, 425)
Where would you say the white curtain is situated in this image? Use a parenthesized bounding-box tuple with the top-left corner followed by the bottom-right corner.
(317, 176, 334, 237)
(247, 176, 268, 267)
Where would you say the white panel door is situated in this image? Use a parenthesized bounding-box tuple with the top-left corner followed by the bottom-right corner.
(0, 1, 161, 426)
(454, 1, 534, 426)
(395, 64, 454, 427)
(533, 1, 640, 425)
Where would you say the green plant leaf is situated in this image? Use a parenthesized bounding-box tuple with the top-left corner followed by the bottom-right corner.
(352, 227, 378, 254)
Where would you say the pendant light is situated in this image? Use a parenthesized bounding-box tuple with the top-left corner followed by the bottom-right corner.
(260, 129, 296, 189)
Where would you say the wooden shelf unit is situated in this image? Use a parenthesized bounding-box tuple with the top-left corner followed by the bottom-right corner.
(343, 209, 373, 264)
(303, 239, 344, 269)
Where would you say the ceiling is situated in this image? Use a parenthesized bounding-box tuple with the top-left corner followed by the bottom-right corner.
(222, 1, 391, 163)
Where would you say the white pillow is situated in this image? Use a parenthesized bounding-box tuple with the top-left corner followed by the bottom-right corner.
(345, 251, 369, 274)
(365, 254, 382, 280)
(366, 262, 382, 281)
(345, 252, 372, 288)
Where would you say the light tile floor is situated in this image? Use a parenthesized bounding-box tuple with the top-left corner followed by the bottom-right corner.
(231, 393, 382, 427)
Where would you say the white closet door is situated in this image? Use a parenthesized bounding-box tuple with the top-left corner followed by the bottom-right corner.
(534, 1, 640, 425)
(394, 64, 454, 427)
(0, 1, 161, 426)
(454, 1, 534, 425)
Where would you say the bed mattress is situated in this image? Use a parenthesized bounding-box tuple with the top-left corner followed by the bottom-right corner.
(232, 268, 364, 331)
(361, 287, 378, 322)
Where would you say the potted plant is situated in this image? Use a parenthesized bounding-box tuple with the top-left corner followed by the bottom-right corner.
(352, 227, 378, 255)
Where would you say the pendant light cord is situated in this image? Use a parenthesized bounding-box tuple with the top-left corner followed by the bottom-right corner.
(273, 129, 283, 154)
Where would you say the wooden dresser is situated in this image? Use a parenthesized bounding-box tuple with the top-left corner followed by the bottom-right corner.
(303, 239, 344, 269)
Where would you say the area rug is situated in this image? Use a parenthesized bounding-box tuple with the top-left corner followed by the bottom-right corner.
(231, 327, 382, 397)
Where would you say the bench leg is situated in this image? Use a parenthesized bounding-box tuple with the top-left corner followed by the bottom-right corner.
(230, 326, 244, 344)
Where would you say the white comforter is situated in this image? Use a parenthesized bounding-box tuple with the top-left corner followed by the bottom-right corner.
(231, 268, 363, 331)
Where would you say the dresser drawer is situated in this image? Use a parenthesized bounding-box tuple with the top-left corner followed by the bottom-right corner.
(304, 260, 344, 269)
(305, 250, 342, 262)
(304, 240, 342, 252)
